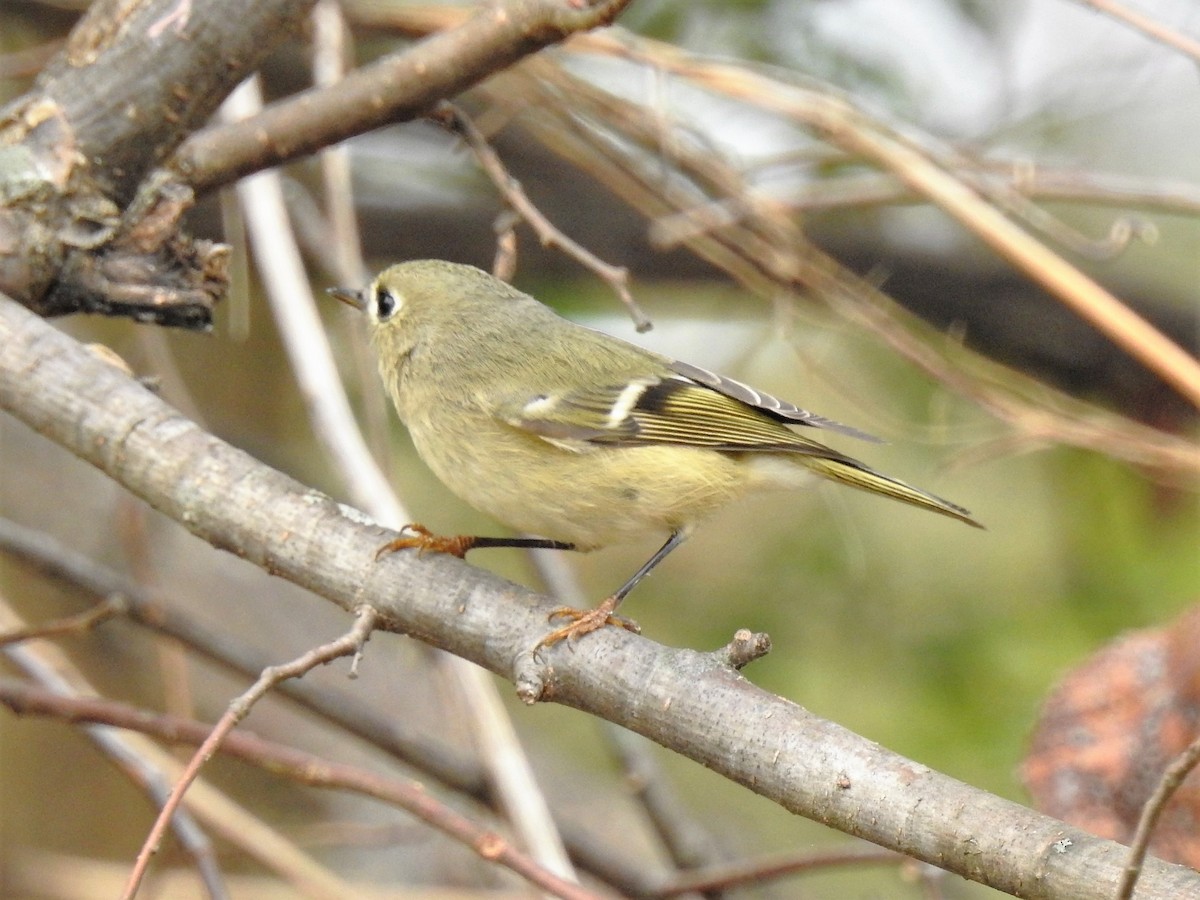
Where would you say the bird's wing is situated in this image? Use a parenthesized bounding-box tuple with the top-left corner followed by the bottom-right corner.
(498, 373, 860, 459)
(496, 372, 983, 527)
(668, 360, 881, 442)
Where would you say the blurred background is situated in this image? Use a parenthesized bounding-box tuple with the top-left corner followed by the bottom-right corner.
(1, 1, 1198, 897)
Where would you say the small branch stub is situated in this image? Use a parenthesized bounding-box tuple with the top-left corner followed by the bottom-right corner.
(719, 629, 772, 670)
(514, 649, 551, 705)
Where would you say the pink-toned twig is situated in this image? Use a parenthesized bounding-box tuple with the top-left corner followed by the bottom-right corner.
(121, 607, 378, 900)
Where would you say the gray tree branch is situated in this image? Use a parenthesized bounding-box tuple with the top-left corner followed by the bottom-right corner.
(0, 0, 315, 324)
(2, 294, 1196, 899)
(0, 0, 631, 327)
(174, 0, 633, 196)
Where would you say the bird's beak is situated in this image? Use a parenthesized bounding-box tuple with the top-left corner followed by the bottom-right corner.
(327, 286, 367, 311)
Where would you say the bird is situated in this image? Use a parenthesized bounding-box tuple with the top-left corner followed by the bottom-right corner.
(329, 260, 982, 650)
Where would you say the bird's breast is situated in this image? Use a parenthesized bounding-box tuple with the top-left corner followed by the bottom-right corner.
(403, 405, 755, 550)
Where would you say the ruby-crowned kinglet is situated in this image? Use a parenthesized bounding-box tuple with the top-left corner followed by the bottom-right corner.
(331, 260, 981, 648)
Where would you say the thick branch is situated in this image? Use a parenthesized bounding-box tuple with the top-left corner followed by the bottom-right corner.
(0, 516, 662, 894)
(2, 297, 1197, 899)
(0, 0, 313, 325)
(0, 0, 629, 326)
(31, 0, 315, 203)
(174, 0, 632, 195)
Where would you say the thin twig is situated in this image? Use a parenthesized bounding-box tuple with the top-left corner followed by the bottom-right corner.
(429, 101, 651, 331)
(473, 45, 1199, 476)
(653, 845, 910, 897)
(121, 607, 379, 900)
(1116, 736, 1200, 900)
(311, 0, 369, 288)
(606, 725, 728, 874)
(763, 166, 1200, 217)
(575, 30, 1200, 409)
(0, 593, 230, 899)
(1075, 0, 1200, 63)
(493, 209, 521, 281)
(0, 678, 608, 900)
(0, 594, 128, 647)
(0, 592, 361, 899)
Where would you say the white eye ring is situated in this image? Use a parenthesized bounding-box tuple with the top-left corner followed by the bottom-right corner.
(375, 287, 401, 321)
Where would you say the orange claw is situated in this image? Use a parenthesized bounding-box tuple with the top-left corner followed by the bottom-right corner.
(375, 524, 477, 560)
(533, 595, 641, 653)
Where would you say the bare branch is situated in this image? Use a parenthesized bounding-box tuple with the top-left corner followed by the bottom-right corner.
(0, 591, 349, 898)
(3, 293, 1198, 899)
(654, 845, 910, 897)
(429, 101, 650, 330)
(568, 30, 1200, 409)
(27, 0, 314, 203)
(0, 515, 687, 894)
(0, 0, 313, 325)
(173, 0, 634, 196)
(0, 678, 610, 900)
(1117, 736, 1200, 900)
(0, 594, 128, 647)
(122, 608, 378, 899)
(0, 0, 633, 326)
(1074, 0, 1200, 63)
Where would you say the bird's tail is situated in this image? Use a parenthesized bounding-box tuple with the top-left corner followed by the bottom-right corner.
(804, 456, 984, 528)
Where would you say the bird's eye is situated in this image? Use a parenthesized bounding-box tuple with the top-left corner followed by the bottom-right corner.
(374, 286, 400, 321)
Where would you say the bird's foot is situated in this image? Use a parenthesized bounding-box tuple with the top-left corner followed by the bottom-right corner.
(534, 596, 640, 653)
(375, 524, 477, 560)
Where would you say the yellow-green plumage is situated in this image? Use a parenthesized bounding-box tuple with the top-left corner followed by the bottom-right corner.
(334, 260, 981, 558)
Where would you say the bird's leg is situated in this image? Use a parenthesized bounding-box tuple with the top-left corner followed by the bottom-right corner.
(535, 530, 689, 651)
(376, 524, 575, 560)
